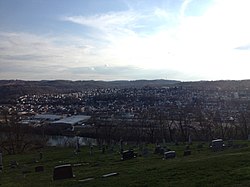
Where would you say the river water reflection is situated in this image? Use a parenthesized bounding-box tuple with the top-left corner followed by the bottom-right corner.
(47, 135, 97, 147)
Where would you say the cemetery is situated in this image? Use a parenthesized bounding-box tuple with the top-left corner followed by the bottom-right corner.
(1, 140, 250, 186)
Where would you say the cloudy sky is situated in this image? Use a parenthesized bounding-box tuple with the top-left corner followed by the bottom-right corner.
(0, 0, 250, 81)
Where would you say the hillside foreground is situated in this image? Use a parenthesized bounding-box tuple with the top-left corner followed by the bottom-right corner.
(1, 141, 250, 187)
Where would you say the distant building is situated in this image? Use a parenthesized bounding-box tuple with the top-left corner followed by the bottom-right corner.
(51, 115, 91, 130)
(234, 92, 239, 99)
(33, 114, 63, 121)
(20, 114, 63, 127)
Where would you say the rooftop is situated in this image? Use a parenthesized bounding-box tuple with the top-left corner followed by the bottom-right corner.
(52, 115, 91, 126)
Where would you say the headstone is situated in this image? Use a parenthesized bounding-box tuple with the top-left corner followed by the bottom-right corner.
(75, 137, 80, 153)
(10, 160, 19, 168)
(102, 146, 105, 154)
(33, 158, 39, 163)
(0, 153, 3, 172)
(154, 145, 161, 154)
(138, 143, 143, 152)
(227, 140, 234, 147)
(121, 150, 136, 160)
(183, 150, 191, 156)
(39, 152, 43, 160)
(164, 151, 176, 159)
(210, 139, 225, 151)
(154, 146, 166, 155)
(109, 144, 115, 153)
(162, 138, 166, 147)
(90, 145, 93, 156)
(53, 164, 74, 180)
(120, 139, 124, 154)
(35, 165, 44, 172)
(142, 147, 149, 157)
(188, 135, 192, 145)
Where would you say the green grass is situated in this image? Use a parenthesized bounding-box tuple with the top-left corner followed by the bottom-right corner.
(1, 141, 250, 186)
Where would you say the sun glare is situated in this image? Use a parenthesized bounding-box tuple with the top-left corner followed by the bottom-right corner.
(108, 0, 250, 80)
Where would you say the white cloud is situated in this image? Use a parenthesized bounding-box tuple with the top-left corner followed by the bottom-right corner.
(154, 7, 170, 19)
(0, 31, 175, 80)
(2, 0, 250, 81)
(180, 0, 193, 17)
(0, 32, 107, 79)
(171, 0, 250, 79)
(62, 10, 142, 34)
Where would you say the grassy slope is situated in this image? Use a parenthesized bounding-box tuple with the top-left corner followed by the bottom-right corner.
(1, 142, 250, 187)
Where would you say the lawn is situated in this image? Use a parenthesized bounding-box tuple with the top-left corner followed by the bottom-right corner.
(1, 141, 250, 187)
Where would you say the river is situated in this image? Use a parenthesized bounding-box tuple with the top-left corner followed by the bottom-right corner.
(47, 135, 97, 147)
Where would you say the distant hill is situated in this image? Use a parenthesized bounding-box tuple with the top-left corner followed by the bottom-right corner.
(2, 79, 250, 104)
(0, 79, 180, 103)
(179, 80, 250, 90)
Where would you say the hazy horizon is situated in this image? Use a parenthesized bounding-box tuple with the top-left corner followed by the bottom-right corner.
(2, 78, 250, 83)
(1, 0, 250, 81)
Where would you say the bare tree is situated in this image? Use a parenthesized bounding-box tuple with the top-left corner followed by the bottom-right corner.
(0, 109, 45, 154)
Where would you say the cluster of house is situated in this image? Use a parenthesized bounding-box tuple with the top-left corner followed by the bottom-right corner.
(1, 86, 250, 130)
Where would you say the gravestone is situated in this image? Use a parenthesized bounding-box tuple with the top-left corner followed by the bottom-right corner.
(121, 150, 136, 160)
(138, 143, 143, 152)
(0, 153, 2, 172)
(154, 145, 162, 154)
(108, 144, 115, 153)
(162, 138, 166, 147)
(39, 152, 43, 160)
(35, 165, 44, 172)
(227, 140, 234, 147)
(120, 139, 124, 154)
(102, 146, 105, 154)
(142, 147, 149, 157)
(10, 160, 19, 168)
(183, 150, 191, 156)
(53, 164, 74, 180)
(188, 135, 192, 145)
(90, 145, 93, 156)
(154, 145, 166, 155)
(75, 137, 80, 153)
(164, 151, 176, 159)
(210, 139, 225, 151)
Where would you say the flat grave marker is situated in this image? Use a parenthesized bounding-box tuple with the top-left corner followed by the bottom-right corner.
(35, 165, 44, 172)
(102, 172, 119, 178)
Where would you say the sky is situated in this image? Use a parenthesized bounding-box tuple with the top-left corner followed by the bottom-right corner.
(0, 0, 250, 81)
